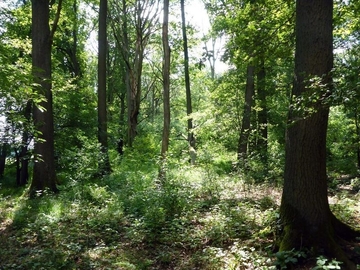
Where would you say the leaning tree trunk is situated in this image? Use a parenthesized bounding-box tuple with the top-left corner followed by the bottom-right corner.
(280, 0, 359, 268)
(30, 0, 58, 195)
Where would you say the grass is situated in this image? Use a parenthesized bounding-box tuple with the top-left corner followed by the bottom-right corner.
(1, 155, 360, 269)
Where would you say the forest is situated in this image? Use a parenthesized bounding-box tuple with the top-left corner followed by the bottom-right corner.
(0, 0, 360, 269)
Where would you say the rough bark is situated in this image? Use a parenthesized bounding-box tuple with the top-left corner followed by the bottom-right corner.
(160, 0, 170, 178)
(180, 0, 196, 165)
(30, 0, 58, 195)
(98, 0, 111, 174)
(237, 64, 255, 164)
(279, 0, 359, 268)
(256, 59, 267, 165)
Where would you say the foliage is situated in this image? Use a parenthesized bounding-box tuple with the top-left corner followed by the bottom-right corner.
(0, 149, 283, 269)
(313, 256, 342, 270)
(2, 152, 358, 269)
(274, 249, 307, 269)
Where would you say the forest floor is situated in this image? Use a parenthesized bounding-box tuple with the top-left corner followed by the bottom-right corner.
(1, 162, 360, 269)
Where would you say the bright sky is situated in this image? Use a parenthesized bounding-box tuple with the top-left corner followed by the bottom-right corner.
(186, 1, 211, 35)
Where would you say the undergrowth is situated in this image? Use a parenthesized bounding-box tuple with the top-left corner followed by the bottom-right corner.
(1, 148, 360, 269)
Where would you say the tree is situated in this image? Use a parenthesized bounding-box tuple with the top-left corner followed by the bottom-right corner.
(97, 0, 111, 174)
(160, 0, 170, 178)
(237, 64, 254, 164)
(30, 0, 62, 195)
(1, 2, 36, 186)
(205, 0, 295, 174)
(180, 0, 196, 164)
(279, 0, 359, 267)
(16, 101, 32, 186)
(110, 0, 160, 147)
(0, 143, 8, 177)
(256, 59, 267, 165)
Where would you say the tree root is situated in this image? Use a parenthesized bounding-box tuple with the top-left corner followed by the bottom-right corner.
(331, 212, 360, 240)
(325, 235, 356, 270)
(279, 215, 359, 270)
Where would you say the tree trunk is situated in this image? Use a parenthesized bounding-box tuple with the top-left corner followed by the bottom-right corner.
(256, 58, 267, 166)
(160, 0, 170, 179)
(30, 0, 58, 196)
(112, 0, 159, 147)
(280, 1, 359, 268)
(97, 0, 111, 174)
(0, 143, 7, 177)
(71, 0, 81, 78)
(17, 100, 32, 186)
(180, 0, 196, 165)
(354, 110, 360, 171)
(237, 64, 255, 165)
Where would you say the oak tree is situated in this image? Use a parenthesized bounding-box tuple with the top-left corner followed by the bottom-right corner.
(280, 0, 359, 267)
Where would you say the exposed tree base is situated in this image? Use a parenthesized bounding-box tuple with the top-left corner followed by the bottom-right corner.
(279, 213, 360, 269)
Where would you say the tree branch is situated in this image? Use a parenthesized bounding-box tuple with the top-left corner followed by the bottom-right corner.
(50, 0, 63, 46)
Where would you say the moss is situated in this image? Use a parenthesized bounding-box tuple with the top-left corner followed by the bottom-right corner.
(279, 225, 300, 251)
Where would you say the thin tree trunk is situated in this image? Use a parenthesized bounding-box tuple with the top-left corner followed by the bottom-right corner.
(30, 0, 58, 196)
(0, 143, 7, 177)
(118, 73, 126, 156)
(98, 0, 111, 174)
(71, 0, 81, 78)
(354, 110, 360, 171)
(279, 1, 359, 267)
(237, 64, 255, 165)
(180, 0, 196, 165)
(18, 101, 32, 186)
(160, 0, 170, 179)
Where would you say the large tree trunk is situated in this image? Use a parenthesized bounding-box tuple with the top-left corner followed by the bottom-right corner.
(280, 0, 359, 268)
(160, 0, 170, 179)
(180, 0, 196, 165)
(97, 0, 111, 174)
(30, 0, 58, 195)
(256, 59, 267, 166)
(237, 64, 255, 165)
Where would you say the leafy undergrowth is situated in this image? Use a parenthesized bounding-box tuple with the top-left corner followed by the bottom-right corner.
(1, 159, 360, 269)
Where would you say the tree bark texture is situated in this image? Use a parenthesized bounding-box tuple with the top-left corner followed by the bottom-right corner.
(30, 0, 58, 195)
(98, 0, 111, 174)
(180, 0, 196, 165)
(280, 0, 359, 267)
(256, 59, 267, 165)
(160, 0, 170, 176)
(237, 64, 255, 163)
